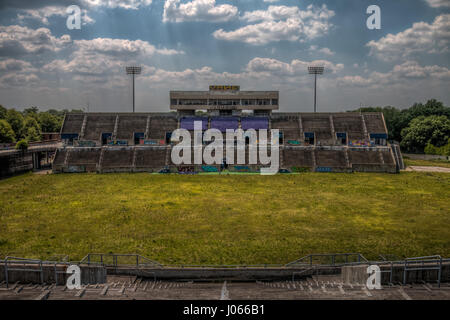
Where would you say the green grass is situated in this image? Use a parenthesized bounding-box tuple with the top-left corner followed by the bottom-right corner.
(0, 172, 449, 264)
(404, 158, 450, 168)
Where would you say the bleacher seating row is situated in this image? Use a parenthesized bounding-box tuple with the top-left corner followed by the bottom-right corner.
(55, 112, 398, 173)
(53, 146, 397, 173)
(61, 113, 386, 146)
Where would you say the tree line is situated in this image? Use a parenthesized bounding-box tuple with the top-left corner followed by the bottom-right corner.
(0, 105, 82, 146)
(350, 99, 450, 156)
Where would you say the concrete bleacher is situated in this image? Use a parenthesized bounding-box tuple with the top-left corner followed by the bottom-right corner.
(271, 115, 301, 141)
(363, 113, 387, 133)
(315, 149, 348, 168)
(61, 114, 84, 134)
(54, 112, 399, 173)
(302, 114, 333, 144)
(147, 116, 178, 140)
(348, 149, 382, 164)
(102, 148, 134, 169)
(381, 149, 395, 164)
(58, 148, 101, 172)
(333, 114, 367, 141)
(116, 116, 147, 143)
(83, 115, 116, 141)
(68, 149, 101, 165)
(135, 147, 168, 169)
(282, 148, 314, 168)
(53, 149, 67, 166)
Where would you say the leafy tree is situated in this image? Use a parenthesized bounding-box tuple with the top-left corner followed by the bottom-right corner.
(24, 116, 41, 132)
(407, 99, 450, 119)
(381, 106, 403, 142)
(424, 139, 450, 156)
(350, 99, 450, 144)
(38, 112, 61, 133)
(23, 106, 39, 120)
(400, 115, 450, 153)
(6, 109, 24, 140)
(0, 119, 16, 143)
(25, 126, 41, 142)
(0, 105, 6, 119)
(15, 139, 28, 151)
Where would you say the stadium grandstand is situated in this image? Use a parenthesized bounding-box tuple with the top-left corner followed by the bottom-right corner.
(53, 86, 403, 174)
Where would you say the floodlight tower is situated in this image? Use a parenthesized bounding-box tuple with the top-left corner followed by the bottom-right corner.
(308, 66, 324, 113)
(125, 66, 142, 113)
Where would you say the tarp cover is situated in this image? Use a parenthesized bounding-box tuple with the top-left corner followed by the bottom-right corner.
(210, 117, 239, 132)
(241, 117, 269, 130)
(180, 117, 208, 131)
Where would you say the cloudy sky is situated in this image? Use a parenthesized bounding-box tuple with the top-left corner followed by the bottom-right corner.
(0, 0, 449, 112)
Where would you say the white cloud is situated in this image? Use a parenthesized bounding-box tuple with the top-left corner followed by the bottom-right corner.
(245, 57, 343, 76)
(0, 59, 39, 88)
(15, 1, 153, 26)
(309, 45, 334, 56)
(17, 6, 95, 26)
(82, 0, 153, 10)
(0, 25, 72, 56)
(163, 0, 238, 23)
(425, 0, 450, 8)
(0, 73, 39, 88)
(41, 37, 184, 79)
(337, 61, 450, 88)
(367, 14, 450, 61)
(74, 38, 184, 57)
(0, 59, 36, 73)
(213, 4, 335, 45)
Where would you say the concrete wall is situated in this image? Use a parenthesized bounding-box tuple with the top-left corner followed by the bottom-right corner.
(107, 266, 340, 281)
(0, 264, 106, 285)
(0, 152, 33, 178)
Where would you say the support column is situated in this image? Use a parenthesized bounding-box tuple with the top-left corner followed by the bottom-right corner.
(145, 116, 151, 139)
(112, 115, 119, 140)
(361, 114, 369, 140)
(329, 115, 335, 143)
(80, 115, 88, 140)
(344, 148, 350, 168)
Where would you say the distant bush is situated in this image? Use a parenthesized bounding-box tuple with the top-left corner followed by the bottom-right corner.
(15, 139, 29, 151)
(425, 139, 450, 156)
(0, 119, 16, 143)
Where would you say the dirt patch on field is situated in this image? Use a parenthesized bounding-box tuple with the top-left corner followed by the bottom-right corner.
(405, 166, 450, 173)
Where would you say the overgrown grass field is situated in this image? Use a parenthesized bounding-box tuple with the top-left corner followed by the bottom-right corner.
(0, 172, 449, 264)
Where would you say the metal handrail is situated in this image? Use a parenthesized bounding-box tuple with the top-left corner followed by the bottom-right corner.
(286, 253, 368, 267)
(403, 255, 443, 287)
(174, 264, 285, 269)
(80, 253, 163, 268)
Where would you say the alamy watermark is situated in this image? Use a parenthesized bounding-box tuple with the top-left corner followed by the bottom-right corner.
(366, 265, 382, 290)
(66, 265, 82, 289)
(170, 121, 279, 175)
(66, 5, 81, 30)
(367, 5, 381, 30)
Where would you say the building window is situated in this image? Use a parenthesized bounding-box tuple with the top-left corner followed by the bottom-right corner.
(336, 132, 347, 145)
(304, 132, 315, 145)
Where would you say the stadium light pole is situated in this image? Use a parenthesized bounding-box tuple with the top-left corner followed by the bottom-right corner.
(125, 66, 142, 113)
(308, 66, 324, 113)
